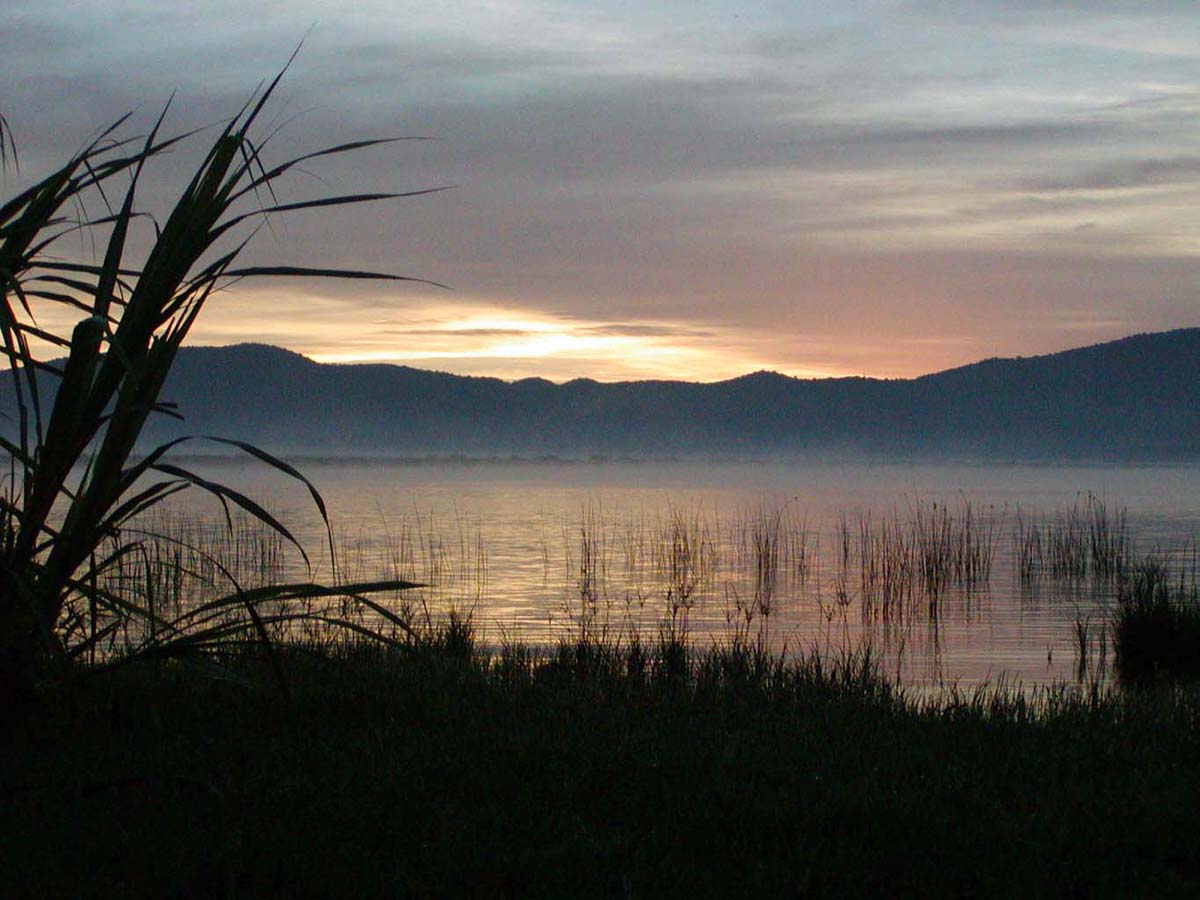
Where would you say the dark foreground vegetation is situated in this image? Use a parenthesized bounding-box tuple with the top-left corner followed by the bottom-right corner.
(5, 629, 1200, 899)
(1114, 561, 1200, 685)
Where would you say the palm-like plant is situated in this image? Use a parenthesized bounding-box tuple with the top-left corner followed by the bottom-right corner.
(0, 67, 437, 700)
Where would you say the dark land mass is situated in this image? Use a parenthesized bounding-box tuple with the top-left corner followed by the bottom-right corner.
(16, 328, 1200, 461)
(6, 637, 1200, 899)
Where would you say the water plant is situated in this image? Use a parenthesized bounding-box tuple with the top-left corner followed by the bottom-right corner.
(835, 497, 997, 625)
(1017, 493, 1131, 586)
(1113, 558, 1200, 684)
(655, 504, 714, 642)
(0, 64, 437, 702)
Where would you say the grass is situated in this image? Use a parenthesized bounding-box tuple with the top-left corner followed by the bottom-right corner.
(1017, 492, 1132, 585)
(5, 626, 1200, 898)
(1114, 559, 1200, 684)
(0, 65, 433, 700)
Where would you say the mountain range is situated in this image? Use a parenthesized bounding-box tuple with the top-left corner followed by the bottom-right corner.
(104, 327, 1196, 461)
(10, 328, 1200, 462)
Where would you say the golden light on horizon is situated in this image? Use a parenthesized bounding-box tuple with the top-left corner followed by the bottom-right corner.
(185, 279, 1058, 382)
(184, 290, 865, 382)
(306, 308, 768, 380)
(10, 284, 934, 383)
(18, 280, 1072, 384)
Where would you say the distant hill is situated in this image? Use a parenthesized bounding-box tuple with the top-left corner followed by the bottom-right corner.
(12, 329, 1200, 461)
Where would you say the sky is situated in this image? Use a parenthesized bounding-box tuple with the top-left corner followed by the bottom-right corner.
(5, 1, 1200, 382)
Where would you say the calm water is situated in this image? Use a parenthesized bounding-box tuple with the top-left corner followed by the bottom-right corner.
(162, 458, 1200, 687)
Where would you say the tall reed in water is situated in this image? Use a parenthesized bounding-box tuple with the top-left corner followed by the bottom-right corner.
(1017, 493, 1132, 586)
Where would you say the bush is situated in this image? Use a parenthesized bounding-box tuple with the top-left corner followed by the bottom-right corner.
(1113, 561, 1200, 684)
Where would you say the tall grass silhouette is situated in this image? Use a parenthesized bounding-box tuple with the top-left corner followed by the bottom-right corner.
(0, 62, 443, 701)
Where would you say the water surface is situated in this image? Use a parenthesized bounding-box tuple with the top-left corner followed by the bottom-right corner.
(163, 458, 1200, 687)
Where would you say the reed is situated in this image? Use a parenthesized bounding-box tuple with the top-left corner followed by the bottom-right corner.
(562, 503, 610, 643)
(1071, 611, 1108, 683)
(0, 66, 435, 700)
(749, 502, 781, 620)
(833, 512, 853, 611)
(721, 501, 806, 648)
(527, 494, 1013, 664)
(325, 490, 1193, 688)
(842, 498, 997, 625)
(654, 504, 714, 643)
(1017, 493, 1132, 586)
(1086, 493, 1131, 580)
(1113, 558, 1200, 684)
(339, 509, 487, 639)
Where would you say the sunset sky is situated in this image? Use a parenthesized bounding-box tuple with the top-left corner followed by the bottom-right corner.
(6, 1, 1200, 382)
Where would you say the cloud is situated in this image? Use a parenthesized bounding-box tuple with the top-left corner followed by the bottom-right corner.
(6, 1, 1200, 382)
(582, 324, 717, 339)
(385, 328, 531, 338)
(1022, 156, 1200, 193)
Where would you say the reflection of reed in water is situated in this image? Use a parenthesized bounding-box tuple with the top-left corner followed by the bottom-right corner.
(122, 490, 1170, 687)
(1017, 492, 1132, 586)
(832, 498, 1000, 626)
(78, 511, 289, 659)
(338, 509, 488, 635)
(542, 496, 1007, 665)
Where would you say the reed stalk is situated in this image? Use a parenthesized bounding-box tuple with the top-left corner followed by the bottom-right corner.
(0, 63, 437, 700)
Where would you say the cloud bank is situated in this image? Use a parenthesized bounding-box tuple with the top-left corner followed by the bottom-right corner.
(6, 1, 1200, 380)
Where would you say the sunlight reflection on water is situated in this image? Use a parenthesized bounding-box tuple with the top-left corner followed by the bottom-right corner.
(160, 458, 1200, 688)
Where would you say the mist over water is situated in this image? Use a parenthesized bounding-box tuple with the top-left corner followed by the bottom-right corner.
(161, 458, 1200, 687)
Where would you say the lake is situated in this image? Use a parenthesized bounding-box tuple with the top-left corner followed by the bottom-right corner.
(158, 458, 1200, 688)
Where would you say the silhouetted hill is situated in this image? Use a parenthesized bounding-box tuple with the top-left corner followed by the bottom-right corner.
(12, 330, 1200, 461)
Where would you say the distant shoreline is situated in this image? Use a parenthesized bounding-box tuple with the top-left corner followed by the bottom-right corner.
(19, 329, 1200, 463)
